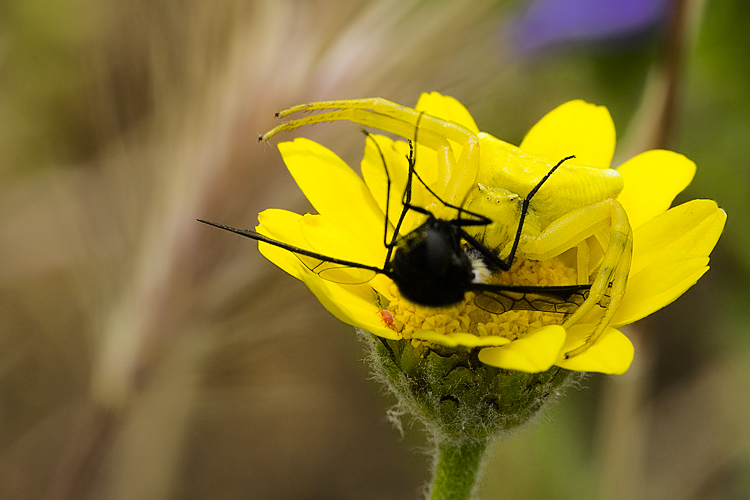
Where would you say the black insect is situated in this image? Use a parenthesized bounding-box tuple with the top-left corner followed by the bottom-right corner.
(199, 123, 590, 317)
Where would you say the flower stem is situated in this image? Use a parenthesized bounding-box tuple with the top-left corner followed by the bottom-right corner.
(429, 438, 489, 500)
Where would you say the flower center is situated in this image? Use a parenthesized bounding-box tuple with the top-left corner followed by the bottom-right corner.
(383, 257, 577, 341)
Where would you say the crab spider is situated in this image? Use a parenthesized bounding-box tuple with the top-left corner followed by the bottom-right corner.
(467, 183, 632, 357)
(260, 97, 633, 358)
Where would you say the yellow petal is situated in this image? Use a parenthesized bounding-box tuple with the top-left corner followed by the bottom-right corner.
(257, 209, 307, 245)
(256, 209, 309, 279)
(414, 93, 479, 196)
(298, 214, 384, 267)
(617, 150, 696, 230)
(297, 266, 400, 340)
(412, 331, 511, 348)
(257, 209, 395, 307)
(257, 242, 304, 280)
(556, 325, 634, 374)
(611, 258, 709, 326)
(611, 201, 723, 323)
(260, 236, 397, 331)
(520, 100, 615, 169)
(278, 138, 385, 254)
(630, 199, 726, 276)
(415, 91, 480, 134)
(477, 326, 566, 372)
(360, 134, 407, 224)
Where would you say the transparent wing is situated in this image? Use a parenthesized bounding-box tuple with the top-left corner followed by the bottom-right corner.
(296, 255, 378, 284)
(471, 283, 591, 316)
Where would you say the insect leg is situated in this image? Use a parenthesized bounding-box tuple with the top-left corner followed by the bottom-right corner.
(385, 143, 414, 261)
(362, 132, 395, 250)
(408, 162, 492, 226)
(457, 228, 508, 269)
(384, 121, 424, 265)
(392, 113, 490, 231)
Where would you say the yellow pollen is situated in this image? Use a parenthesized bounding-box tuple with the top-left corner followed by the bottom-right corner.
(384, 257, 577, 342)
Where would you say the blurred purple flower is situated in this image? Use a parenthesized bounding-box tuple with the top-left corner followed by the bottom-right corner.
(513, 0, 668, 54)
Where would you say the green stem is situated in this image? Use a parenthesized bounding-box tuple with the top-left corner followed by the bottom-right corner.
(429, 438, 489, 500)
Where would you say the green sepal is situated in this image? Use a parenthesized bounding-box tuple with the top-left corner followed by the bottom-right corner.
(364, 332, 575, 442)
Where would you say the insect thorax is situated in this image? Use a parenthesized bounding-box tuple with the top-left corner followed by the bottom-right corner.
(386, 219, 475, 307)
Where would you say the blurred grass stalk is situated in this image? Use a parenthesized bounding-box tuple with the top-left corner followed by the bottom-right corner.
(597, 1, 707, 499)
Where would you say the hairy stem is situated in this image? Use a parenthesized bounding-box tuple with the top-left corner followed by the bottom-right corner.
(429, 438, 489, 500)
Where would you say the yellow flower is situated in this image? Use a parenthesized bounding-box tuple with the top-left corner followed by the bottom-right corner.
(256, 93, 726, 375)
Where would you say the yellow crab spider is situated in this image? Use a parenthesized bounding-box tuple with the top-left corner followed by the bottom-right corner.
(466, 180, 632, 358)
(261, 97, 633, 358)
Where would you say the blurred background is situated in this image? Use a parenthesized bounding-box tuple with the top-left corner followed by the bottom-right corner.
(1, 0, 748, 498)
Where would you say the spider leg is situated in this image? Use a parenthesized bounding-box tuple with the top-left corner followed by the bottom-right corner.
(562, 202, 632, 358)
(362, 132, 396, 250)
(266, 98, 471, 144)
